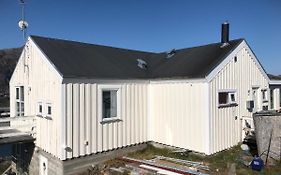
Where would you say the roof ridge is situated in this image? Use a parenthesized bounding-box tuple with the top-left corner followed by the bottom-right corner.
(159, 38, 245, 53)
(30, 35, 157, 54)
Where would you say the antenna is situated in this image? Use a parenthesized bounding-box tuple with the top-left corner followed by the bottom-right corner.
(18, 0, 28, 42)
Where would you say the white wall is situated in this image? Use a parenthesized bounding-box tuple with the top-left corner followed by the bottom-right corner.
(61, 82, 148, 160)
(149, 81, 209, 154)
(9, 38, 63, 158)
(209, 45, 268, 154)
(269, 86, 281, 110)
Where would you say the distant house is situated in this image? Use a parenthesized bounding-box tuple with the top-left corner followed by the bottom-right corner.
(9, 23, 281, 174)
(268, 74, 281, 110)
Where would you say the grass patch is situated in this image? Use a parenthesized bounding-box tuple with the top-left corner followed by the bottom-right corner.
(128, 144, 281, 174)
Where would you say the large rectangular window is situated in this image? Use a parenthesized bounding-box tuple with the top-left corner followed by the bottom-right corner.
(99, 85, 121, 122)
(218, 90, 237, 107)
(15, 86, 24, 116)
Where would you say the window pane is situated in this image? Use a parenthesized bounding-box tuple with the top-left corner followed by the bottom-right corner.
(16, 102, 20, 116)
(110, 91, 117, 117)
(270, 89, 274, 109)
(102, 91, 111, 118)
(16, 88, 19, 100)
(20, 86, 24, 101)
(230, 94, 235, 102)
(21, 102, 24, 114)
(48, 106, 51, 115)
(219, 92, 228, 104)
(39, 104, 42, 113)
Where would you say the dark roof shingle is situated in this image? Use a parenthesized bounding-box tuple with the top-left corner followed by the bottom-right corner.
(30, 35, 243, 79)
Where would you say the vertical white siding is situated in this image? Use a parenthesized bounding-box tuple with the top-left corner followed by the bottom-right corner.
(150, 82, 209, 154)
(209, 47, 268, 154)
(9, 38, 63, 158)
(61, 83, 148, 159)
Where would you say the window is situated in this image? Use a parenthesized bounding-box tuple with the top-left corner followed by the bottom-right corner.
(99, 85, 121, 122)
(15, 86, 24, 116)
(261, 89, 268, 101)
(46, 103, 52, 117)
(37, 102, 43, 116)
(102, 90, 117, 119)
(270, 89, 274, 109)
(218, 91, 237, 107)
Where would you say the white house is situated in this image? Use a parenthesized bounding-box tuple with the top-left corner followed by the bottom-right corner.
(9, 23, 279, 174)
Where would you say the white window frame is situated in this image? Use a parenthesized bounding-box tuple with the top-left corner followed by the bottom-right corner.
(98, 85, 121, 123)
(37, 101, 44, 116)
(46, 103, 52, 118)
(218, 90, 237, 107)
(15, 86, 24, 116)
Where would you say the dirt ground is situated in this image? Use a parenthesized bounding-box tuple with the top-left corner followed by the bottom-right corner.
(79, 143, 281, 175)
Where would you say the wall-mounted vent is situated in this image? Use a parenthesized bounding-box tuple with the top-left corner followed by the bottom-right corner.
(166, 49, 176, 58)
(137, 59, 147, 69)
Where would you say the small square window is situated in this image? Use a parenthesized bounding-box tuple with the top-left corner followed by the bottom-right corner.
(219, 92, 228, 105)
(234, 56, 237, 62)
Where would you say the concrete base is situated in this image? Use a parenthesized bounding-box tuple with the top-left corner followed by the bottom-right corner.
(29, 143, 147, 175)
(29, 148, 63, 175)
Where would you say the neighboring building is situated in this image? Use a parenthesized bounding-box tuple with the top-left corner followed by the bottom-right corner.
(9, 23, 280, 174)
(268, 74, 281, 110)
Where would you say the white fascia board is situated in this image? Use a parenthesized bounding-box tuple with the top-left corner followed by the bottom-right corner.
(29, 36, 63, 81)
(63, 78, 206, 84)
(150, 78, 206, 84)
(269, 80, 281, 85)
(62, 78, 150, 84)
(206, 40, 270, 83)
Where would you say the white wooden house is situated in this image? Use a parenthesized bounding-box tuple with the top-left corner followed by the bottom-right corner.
(9, 23, 279, 173)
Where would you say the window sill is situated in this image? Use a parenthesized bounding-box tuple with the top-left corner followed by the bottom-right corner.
(36, 115, 52, 120)
(262, 100, 268, 103)
(100, 118, 122, 124)
(218, 103, 238, 108)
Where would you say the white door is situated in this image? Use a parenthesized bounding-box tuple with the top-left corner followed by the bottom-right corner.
(39, 155, 48, 175)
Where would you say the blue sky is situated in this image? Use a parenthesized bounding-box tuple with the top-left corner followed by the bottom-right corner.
(1, 0, 281, 75)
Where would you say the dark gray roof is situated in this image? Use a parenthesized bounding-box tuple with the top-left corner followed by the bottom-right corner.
(268, 74, 281, 80)
(30, 35, 243, 79)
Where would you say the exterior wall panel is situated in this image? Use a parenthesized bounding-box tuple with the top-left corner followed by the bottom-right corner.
(62, 83, 148, 159)
(9, 38, 63, 159)
(209, 47, 268, 154)
(150, 82, 209, 154)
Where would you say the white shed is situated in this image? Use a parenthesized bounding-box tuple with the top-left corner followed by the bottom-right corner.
(9, 23, 272, 172)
